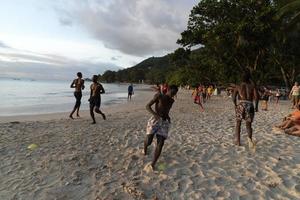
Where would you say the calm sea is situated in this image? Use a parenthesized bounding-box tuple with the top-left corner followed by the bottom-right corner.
(0, 78, 131, 116)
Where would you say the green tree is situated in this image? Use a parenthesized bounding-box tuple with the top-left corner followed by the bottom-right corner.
(178, 0, 276, 84)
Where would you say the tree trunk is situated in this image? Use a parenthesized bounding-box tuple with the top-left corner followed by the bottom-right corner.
(280, 66, 290, 89)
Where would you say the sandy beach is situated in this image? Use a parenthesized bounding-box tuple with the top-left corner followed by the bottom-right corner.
(1, 89, 300, 199)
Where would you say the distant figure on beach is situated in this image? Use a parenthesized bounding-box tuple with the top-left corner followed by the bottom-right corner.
(207, 85, 214, 100)
(275, 89, 281, 105)
(89, 75, 106, 124)
(69, 72, 85, 119)
(144, 85, 178, 170)
(232, 71, 259, 146)
(261, 88, 271, 111)
(290, 82, 300, 108)
(192, 85, 204, 111)
(128, 83, 134, 100)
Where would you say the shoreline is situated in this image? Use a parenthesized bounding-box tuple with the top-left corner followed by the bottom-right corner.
(0, 86, 155, 123)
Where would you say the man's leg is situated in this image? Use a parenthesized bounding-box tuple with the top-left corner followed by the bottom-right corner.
(90, 105, 96, 124)
(235, 120, 242, 146)
(144, 134, 154, 155)
(95, 107, 106, 120)
(151, 135, 165, 169)
(69, 94, 77, 119)
(246, 121, 253, 141)
(69, 106, 76, 119)
(75, 97, 81, 117)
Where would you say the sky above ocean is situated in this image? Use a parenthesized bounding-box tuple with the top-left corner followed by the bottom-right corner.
(0, 0, 198, 80)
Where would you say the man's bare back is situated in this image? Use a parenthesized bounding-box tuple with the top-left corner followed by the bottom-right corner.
(146, 93, 174, 121)
(233, 83, 258, 108)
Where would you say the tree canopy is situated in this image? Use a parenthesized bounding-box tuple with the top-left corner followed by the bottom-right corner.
(100, 0, 300, 88)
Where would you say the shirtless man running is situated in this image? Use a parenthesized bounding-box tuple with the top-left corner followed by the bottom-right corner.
(232, 71, 259, 146)
(144, 85, 178, 169)
(69, 72, 85, 119)
(89, 75, 106, 124)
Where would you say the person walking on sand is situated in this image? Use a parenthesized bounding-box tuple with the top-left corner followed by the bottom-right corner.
(144, 85, 178, 170)
(89, 75, 106, 124)
(232, 71, 259, 146)
(275, 89, 281, 105)
(261, 87, 270, 111)
(69, 72, 85, 119)
(290, 82, 300, 108)
(128, 83, 134, 100)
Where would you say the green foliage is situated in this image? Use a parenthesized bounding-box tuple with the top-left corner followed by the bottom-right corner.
(99, 0, 300, 88)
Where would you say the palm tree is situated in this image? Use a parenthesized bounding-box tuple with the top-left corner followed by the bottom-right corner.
(276, 0, 300, 25)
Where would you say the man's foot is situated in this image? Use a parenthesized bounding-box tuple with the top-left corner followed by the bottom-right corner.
(150, 163, 156, 171)
(91, 121, 96, 124)
(234, 141, 241, 146)
(247, 137, 255, 149)
(69, 115, 74, 119)
(101, 113, 106, 120)
(76, 114, 80, 117)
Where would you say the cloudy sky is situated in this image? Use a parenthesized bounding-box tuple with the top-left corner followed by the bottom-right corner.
(0, 0, 197, 80)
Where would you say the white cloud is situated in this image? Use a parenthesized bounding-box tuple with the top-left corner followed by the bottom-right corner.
(0, 47, 121, 80)
(55, 0, 197, 56)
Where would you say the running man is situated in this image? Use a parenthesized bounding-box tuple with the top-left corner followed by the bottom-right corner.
(128, 83, 134, 100)
(69, 72, 85, 119)
(232, 72, 259, 146)
(144, 85, 178, 170)
(89, 75, 106, 124)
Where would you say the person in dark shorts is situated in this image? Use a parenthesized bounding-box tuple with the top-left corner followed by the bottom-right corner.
(128, 83, 134, 100)
(69, 72, 85, 119)
(275, 89, 281, 105)
(144, 85, 178, 170)
(232, 71, 259, 146)
(89, 75, 106, 124)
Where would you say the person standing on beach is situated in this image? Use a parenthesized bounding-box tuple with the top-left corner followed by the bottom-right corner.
(290, 82, 300, 108)
(69, 72, 85, 119)
(128, 83, 134, 100)
(232, 71, 259, 146)
(261, 87, 270, 111)
(144, 85, 178, 170)
(89, 75, 106, 124)
(275, 89, 281, 105)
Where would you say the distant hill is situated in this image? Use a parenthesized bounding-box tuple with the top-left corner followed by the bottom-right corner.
(100, 53, 174, 83)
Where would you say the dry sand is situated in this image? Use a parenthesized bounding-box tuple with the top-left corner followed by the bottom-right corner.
(1, 89, 300, 200)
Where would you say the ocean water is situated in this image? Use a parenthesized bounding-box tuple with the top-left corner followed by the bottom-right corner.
(0, 78, 131, 116)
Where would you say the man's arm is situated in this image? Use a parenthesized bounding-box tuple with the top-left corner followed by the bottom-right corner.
(70, 79, 75, 88)
(81, 80, 85, 90)
(146, 94, 160, 119)
(253, 87, 259, 112)
(166, 102, 174, 123)
(99, 84, 105, 94)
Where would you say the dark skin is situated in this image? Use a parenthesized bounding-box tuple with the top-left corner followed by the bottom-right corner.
(90, 80, 106, 124)
(69, 75, 85, 119)
(232, 82, 259, 146)
(144, 89, 177, 169)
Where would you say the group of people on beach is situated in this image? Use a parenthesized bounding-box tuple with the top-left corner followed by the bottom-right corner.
(69, 72, 106, 124)
(191, 84, 215, 111)
(69, 74, 178, 169)
(68, 71, 299, 170)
